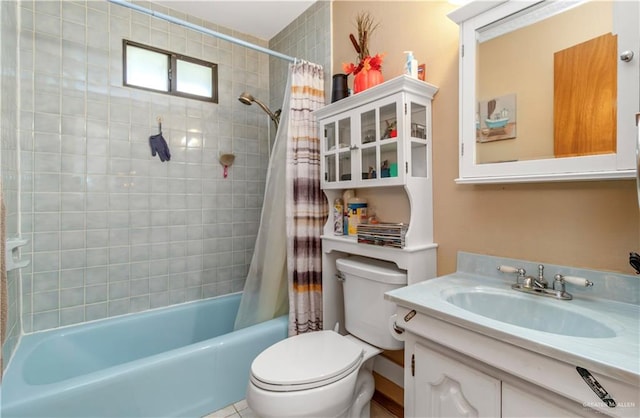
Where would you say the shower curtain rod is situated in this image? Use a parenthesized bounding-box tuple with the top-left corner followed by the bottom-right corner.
(107, 0, 297, 63)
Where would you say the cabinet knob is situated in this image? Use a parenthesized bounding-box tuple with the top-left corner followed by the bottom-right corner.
(620, 50, 634, 62)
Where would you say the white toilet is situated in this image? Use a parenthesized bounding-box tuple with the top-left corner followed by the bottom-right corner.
(246, 256, 406, 418)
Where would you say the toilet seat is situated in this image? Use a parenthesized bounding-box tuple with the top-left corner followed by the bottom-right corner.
(250, 331, 364, 392)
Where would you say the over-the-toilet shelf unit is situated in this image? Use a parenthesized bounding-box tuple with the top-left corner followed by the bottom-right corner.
(314, 75, 439, 330)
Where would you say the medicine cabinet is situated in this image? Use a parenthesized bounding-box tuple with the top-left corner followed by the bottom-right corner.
(448, 0, 639, 183)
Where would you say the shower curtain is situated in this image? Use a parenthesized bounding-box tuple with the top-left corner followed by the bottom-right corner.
(285, 62, 327, 336)
(234, 61, 327, 335)
(233, 70, 292, 331)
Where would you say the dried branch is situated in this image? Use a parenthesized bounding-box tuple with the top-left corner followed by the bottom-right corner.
(354, 12, 379, 61)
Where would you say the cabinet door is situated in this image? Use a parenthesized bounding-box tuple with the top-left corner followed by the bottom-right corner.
(413, 343, 501, 417)
(502, 383, 595, 418)
(406, 98, 431, 178)
(321, 116, 353, 188)
(357, 95, 404, 186)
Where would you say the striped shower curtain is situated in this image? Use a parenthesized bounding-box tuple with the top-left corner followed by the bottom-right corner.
(286, 61, 327, 336)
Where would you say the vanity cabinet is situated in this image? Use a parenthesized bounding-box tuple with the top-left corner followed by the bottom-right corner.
(408, 337, 592, 418)
(399, 309, 636, 418)
(315, 76, 439, 331)
(412, 341, 501, 417)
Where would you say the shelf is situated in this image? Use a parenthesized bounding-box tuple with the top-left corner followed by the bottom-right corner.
(322, 235, 437, 271)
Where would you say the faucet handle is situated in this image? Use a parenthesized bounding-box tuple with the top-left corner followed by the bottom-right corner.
(498, 265, 526, 284)
(558, 275, 593, 287)
(498, 265, 524, 275)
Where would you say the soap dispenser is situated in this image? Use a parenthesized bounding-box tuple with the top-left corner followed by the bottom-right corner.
(404, 51, 418, 79)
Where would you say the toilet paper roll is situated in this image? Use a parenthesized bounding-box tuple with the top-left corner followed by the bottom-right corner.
(388, 314, 406, 342)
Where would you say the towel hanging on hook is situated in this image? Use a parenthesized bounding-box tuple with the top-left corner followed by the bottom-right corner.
(149, 116, 171, 162)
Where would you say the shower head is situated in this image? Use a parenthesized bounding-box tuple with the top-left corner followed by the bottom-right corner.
(238, 92, 254, 106)
(238, 92, 280, 129)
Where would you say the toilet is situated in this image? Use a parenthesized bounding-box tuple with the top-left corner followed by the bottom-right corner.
(246, 256, 406, 418)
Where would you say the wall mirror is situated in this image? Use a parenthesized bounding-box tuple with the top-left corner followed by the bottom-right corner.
(449, 0, 639, 183)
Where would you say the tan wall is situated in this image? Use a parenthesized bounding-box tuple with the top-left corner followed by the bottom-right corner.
(332, 1, 639, 275)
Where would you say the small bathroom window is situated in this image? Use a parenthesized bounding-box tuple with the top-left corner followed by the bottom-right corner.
(123, 40, 218, 103)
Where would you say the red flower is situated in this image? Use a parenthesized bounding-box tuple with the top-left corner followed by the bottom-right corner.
(342, 53, 384, 76)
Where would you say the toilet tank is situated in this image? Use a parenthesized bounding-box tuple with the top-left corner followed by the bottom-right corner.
(336, 256, 407, 350)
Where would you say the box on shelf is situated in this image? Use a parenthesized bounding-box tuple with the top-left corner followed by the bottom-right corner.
(357, 222, 409, 248)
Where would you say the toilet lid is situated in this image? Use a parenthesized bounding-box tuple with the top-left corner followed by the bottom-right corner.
(250, 331, 364, 392)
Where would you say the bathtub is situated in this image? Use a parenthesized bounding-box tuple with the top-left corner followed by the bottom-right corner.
(0, 293, 288, 417)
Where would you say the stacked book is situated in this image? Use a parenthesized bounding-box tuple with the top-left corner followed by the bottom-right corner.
(357, 223, 408, 248)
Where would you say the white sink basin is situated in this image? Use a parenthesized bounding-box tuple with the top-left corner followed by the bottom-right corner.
(444, 288, 617, 338)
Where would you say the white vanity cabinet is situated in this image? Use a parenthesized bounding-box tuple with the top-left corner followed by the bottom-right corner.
(315, 76, 439, 331)
(406, 334, 596, 418)
(315, 75, 437, 189)
(411, 341, 501, 417)
(388, 253, 640, 418)
(400, 310, 635, 418)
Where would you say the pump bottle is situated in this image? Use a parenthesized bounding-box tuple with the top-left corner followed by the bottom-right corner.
(404, 51, 418, 79)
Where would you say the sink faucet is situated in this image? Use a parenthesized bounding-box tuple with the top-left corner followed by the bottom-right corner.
(498, 264, 593, 300)
(531, 264, 548, 289)
(498, 264, 547, 289)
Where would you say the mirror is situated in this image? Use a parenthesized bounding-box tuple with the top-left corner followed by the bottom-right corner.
(449, 0, 639, 183)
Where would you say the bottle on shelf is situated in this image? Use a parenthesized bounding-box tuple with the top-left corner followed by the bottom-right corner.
(347, 196, 368, 236)
(342, 189, 356, 235)
(333, 197, 344, 235)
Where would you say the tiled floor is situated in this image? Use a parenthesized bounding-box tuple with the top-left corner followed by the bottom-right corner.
(203, 399, 398, 418)
(202, 400, 255, 418)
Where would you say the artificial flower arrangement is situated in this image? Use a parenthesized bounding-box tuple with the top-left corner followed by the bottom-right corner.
(342, 12, 384, 93)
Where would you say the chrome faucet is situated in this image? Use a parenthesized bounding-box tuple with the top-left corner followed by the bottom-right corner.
(552, 274, 594, 300)
(532, 264, 548, 289)
(498, 264, 593, 300)
(498, 264, 547, 289)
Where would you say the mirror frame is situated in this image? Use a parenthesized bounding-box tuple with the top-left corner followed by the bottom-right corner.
(449, 0, 640, 184)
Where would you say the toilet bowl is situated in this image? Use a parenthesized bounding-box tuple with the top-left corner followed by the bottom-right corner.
(247, 331, 381, 418)
(246, 256, 407, 418)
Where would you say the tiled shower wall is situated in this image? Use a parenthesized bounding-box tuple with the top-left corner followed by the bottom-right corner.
(269, 1, 332, 115)
(1, 0, 21, 364)
(17, 0, 276, 333)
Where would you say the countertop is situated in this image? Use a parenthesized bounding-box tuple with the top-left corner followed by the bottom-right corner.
(385, 271, 640, 384)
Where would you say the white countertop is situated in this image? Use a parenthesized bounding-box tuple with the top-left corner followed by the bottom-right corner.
(385, 272, 640, 384)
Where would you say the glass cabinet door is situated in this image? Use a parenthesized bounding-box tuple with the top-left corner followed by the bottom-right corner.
(323, 122, 337, 183)
(322, 117, 352, 186)
(337, 117, 352, 182)
(359, 101, 399, 183)
(409, 100, 429, 178)
(378, 102, 398, 180)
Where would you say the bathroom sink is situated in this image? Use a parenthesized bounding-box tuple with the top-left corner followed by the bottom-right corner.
(444, 288, 617, 338)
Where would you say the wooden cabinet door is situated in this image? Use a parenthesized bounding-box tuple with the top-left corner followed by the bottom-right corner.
(412, 343, 501, 417)
(554, 33, 617, 157)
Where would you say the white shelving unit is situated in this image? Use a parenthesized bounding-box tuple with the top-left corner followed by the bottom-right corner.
(315, 75, 439, 331)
